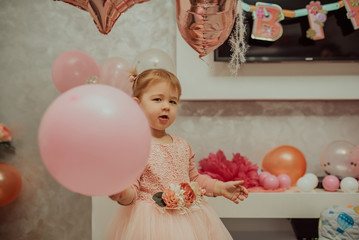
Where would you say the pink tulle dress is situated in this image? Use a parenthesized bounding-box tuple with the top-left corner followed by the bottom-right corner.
(103, 135, 233, 240)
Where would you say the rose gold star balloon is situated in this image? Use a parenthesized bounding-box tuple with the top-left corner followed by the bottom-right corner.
(55, 0, 89, 10)
(54, 0, 150, 34)
(176, 0, 237, 57)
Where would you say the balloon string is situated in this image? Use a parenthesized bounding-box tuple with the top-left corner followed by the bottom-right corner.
(228, 1, 248, 76)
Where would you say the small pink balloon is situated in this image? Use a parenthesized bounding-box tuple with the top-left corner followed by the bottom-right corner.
(322, 175, 340, 192)
(38, 84, 151, 196)
(100, 57, 133, 95)
(277, 174, 292, 189)
(263, 175, 279, 190)
(52, 50, 100, 93)
(259, 172, 271, 186)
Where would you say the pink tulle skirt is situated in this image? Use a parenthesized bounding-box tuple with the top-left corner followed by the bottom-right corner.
(103, 200, 233, 240)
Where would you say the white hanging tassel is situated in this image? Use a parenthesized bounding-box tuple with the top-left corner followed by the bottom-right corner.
(228, 1, 248, 75)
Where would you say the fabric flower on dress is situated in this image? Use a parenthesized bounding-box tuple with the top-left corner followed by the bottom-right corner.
(162, 188, 183, 208)
(190, 182, 206, 197)
(179, 183, 196, 204)
(152, 182, 206, 213)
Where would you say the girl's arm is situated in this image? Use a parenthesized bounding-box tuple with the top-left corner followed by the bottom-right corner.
(109, 181, 139, 205)
(188, 150, 218, 197)
(213, 180, 248, 204)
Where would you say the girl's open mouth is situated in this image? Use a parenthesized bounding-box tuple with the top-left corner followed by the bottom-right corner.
(159, 115, 169, 120)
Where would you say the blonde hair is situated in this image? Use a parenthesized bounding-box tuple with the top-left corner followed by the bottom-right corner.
(132, 69, 182, 99)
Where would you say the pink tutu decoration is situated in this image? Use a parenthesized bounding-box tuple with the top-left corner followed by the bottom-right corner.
(199, 150, 260, 188)
(103, 200, 232, 240)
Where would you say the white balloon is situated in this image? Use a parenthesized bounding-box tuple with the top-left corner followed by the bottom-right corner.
(132, 49, 176, 75)
(340, 177, 359, 193)
(296, 177, 315, 192)
(304, 173, 319, 188)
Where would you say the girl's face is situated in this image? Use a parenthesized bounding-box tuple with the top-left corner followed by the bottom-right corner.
(135, 80, 179, 134)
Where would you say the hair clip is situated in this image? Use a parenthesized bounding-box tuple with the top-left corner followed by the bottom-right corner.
(129, 75, 136, 83)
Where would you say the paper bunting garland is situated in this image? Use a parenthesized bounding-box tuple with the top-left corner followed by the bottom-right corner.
(343, 0, 359, 29)
(251, 2, 284, 41)
(306, 1, 328, 40)
(242, 0, 359, 41)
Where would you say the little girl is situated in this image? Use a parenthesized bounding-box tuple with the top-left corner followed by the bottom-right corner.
(104, 68, 248, 240)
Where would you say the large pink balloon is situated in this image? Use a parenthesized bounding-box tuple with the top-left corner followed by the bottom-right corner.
(100, 57, 133, 95)
(38, 84, 151, 196)
(52, 50, 100, 93)
(176, 0, 237, 57)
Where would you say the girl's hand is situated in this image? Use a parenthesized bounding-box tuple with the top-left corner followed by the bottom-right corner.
(214, 180, 248, 204)
(109, 187, 135, 205)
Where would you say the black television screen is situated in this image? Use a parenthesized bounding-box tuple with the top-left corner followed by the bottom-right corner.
(214, 0, 359, 62)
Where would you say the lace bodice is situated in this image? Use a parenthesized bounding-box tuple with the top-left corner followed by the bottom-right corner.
(132, 135, 216, 202)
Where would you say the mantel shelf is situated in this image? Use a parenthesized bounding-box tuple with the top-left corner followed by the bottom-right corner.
(206, 187, 359, 219)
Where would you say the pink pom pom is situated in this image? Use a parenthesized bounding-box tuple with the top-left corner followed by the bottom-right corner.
(198, 150, 260, 188)
(198, 150, 236, 182)
(232, 153, 259, 188)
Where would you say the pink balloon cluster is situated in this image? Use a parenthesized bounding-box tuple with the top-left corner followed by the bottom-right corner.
(259, 172, 291, 190)
(51, 49, 175, 94)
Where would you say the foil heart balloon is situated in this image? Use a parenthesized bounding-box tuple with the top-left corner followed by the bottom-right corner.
(55, 0, 150, 34)
(176, 0, 237, 57)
